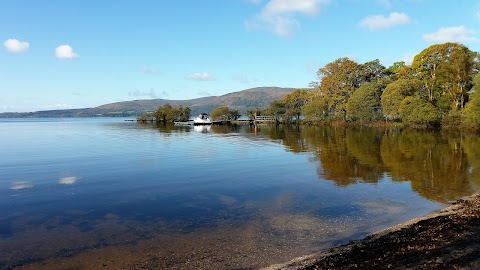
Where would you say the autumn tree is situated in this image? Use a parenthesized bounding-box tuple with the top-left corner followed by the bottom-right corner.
(281, 89, 317, 121)
(386, 61, 410, 79)
(314, 58, 390, 120)
(317, 57, 363, 119)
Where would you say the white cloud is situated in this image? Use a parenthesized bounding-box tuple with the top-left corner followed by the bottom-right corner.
(246, 15, 300, 37)
(246, 0, 330, 37)
(423, 26, 479, 44)
(55, 45, 79, 59)
(59, 176, 79, 185)
(359, 12, 411, 30)
(3, 39, 30, 53)
(261, 0, 325, 17)
(186, 72, 216, 81)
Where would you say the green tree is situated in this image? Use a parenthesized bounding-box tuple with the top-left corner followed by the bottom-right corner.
(210, 106, 239, 121)
(282, 89, 317, 121)
(441, 45, 479, 111)
(411, 42, 478, 109)
(361, 59, 389, 82)
(346, 81, 384, 122)
(411, 44, 447, 103)
(463, 73, 480, 128)
(381, 78, 422, 121)
(177, 106, 191, 122)
(136, 113, 153, 122)
(245, 108, 262, 120)
(302, 96, 332, 123)
(140, 104, 191, 122)
(266, 100, 286, 122)
(153, 103, 171, 122)
(399, 96, 439, 125)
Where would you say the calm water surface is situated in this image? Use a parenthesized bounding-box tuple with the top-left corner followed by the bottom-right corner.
(0, 118, 479, 269)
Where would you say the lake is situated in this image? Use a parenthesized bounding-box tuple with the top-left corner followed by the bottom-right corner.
(1, 118, 479, 269)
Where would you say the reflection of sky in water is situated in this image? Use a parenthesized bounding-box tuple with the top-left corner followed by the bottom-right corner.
(0, 119, 473, 269)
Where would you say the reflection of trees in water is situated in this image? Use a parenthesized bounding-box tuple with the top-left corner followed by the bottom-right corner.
(276, 125, 310, 153)
(136, 122, 189, 135)
(254, 125, 310, 152)
(142, 121, 480, 203)
(380, 130, 472, 203)
(307, 127, 384, 186)
(262, 125, 479, 203)
(462, 135, 480, 190)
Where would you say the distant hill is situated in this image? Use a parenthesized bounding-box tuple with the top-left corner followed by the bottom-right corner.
(0, 87, 296, 118)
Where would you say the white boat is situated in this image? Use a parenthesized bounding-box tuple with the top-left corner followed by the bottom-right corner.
(193, 113, 212, 125)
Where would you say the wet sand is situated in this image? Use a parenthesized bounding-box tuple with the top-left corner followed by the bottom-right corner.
(265, 194, 480, 270)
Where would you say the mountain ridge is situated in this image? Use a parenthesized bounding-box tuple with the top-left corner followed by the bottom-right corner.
(0, 87, 297, 118)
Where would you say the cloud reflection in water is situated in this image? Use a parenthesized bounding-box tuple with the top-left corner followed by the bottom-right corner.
(59, 176, 79, 185)
(10, 181, 33, 190)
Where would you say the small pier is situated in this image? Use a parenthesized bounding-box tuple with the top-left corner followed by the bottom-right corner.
(254, 115, 275, 123)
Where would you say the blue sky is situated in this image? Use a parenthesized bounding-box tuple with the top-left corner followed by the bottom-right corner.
(1, 0, 479, 112)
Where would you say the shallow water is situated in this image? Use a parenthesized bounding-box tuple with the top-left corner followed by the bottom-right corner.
(0, 118, 478, 269)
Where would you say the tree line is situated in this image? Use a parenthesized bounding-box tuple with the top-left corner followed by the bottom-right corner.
(137, 104, 240, 122)
(258, 42, 480, 130)
(138, 42, 480, 130)
(137, 104, 191, 122)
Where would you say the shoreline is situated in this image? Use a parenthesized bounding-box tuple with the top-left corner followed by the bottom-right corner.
(264, 194, 480, 270)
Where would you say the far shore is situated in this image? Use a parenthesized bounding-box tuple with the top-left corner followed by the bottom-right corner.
(264, 194, 480, 270)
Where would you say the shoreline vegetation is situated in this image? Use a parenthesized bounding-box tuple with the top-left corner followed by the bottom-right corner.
(264, 193, 480, 270)
(139, 42, 480, 133)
